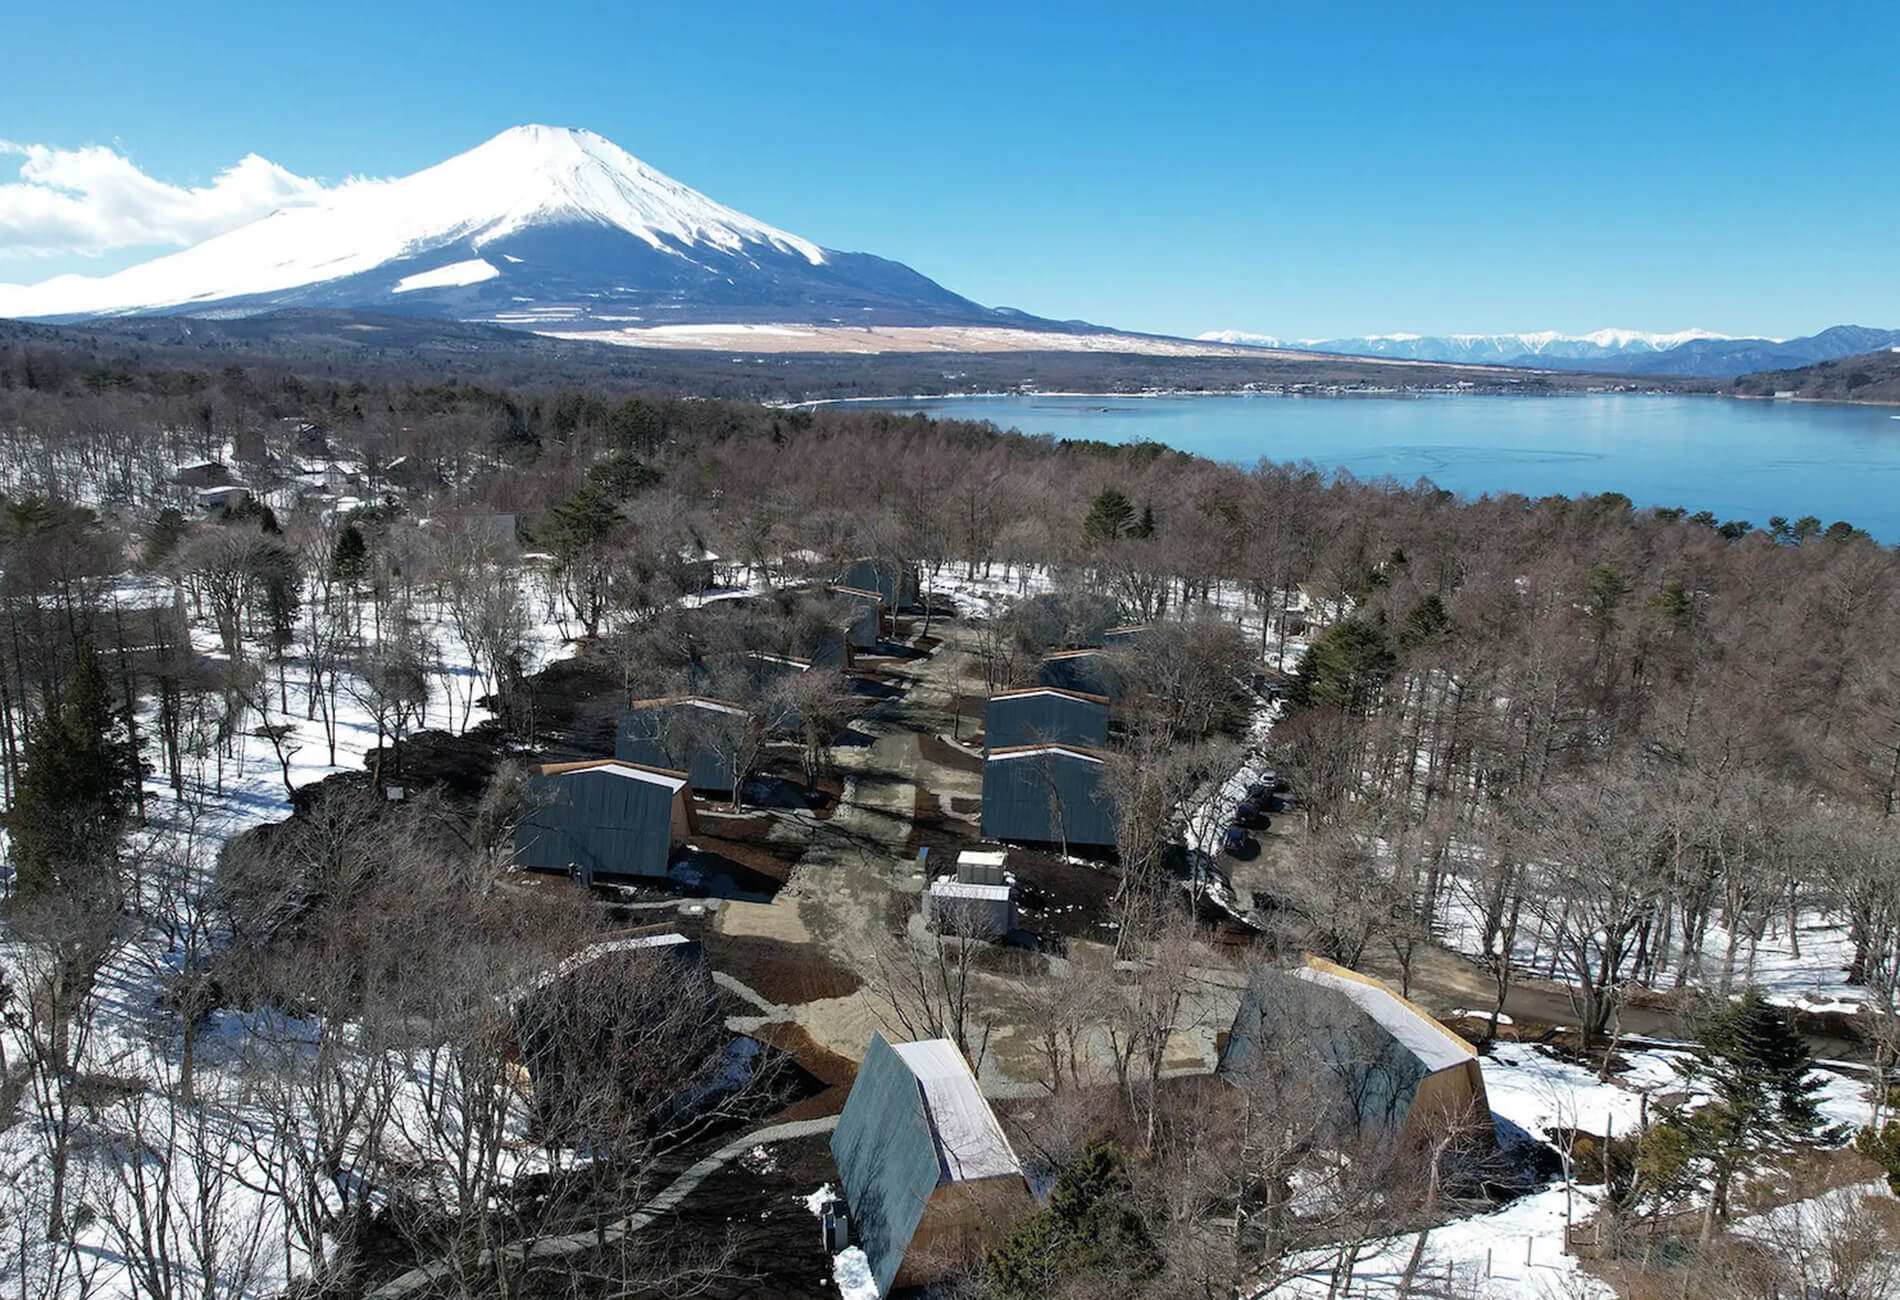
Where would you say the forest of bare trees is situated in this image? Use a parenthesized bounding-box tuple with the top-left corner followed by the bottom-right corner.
(2, 342, 1899, 1298)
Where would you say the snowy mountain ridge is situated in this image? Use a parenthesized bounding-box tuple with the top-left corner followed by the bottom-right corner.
(1198, 326, 1744, 356)
(0, 126, 1007, 330)
(1198, 324, 1900, 377)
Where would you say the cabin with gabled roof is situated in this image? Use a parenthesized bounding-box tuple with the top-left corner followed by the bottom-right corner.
(837, 557, 919, 614)
(512, 929, 724, 1144)
(825, 583, 886, 648)
(1219, 955, 1494, 1146)
(1011, 590, 1122, 649)
(980, 742, 1117, 850)
(514, 759, 699, 883)
(830, 1035, 1034, 1294)
(615, 696, 753, 796)
(984, 686, 1110, 752)
(1037, 648, 1123, 700)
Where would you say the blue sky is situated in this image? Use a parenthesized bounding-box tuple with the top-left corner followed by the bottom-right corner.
(2, 0, 1895, 339)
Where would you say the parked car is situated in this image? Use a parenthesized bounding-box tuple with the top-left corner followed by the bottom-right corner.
(1222, 825, 1251, 856)
(1236, 800, 1259, 827)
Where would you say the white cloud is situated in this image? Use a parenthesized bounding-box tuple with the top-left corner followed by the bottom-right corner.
(0, 140, 352, 259)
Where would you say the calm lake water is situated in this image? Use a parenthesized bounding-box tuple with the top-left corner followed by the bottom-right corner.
(862, 393, 1900, 539)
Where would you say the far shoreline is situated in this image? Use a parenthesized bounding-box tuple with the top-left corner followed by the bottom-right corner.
(794, 387, 1900, 413)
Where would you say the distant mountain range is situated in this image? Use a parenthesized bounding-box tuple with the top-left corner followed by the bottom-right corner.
(0, 125, 1057, 337)
(1198, 326, 1900, 378)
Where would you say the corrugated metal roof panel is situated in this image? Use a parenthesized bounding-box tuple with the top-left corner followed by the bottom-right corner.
(831, 1035, 942, 1297)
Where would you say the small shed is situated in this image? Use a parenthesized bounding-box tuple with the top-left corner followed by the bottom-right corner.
(514, 759, 698, 883)
(831, 1035, 1034, 1295)
(196, 484, 252, 512)
(985, 686, 1110, 752)
(838, 557, 920, 613)
(954, 849, 1009, 887)
(616, 697, 752, 796)
(743, 648, 816, 687)
(438, 512, 519, 547)
(1219, 955, 1493, 1146)
(980, 744, 1117, 851)
(173, 461, 233, 489)
(924, 878, 1017, 937)
(1037, 649, 1122, 700)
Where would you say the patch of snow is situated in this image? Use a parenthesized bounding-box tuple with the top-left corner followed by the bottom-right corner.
(830, 1246, 879, 1300)
(392, 257, 500, 293)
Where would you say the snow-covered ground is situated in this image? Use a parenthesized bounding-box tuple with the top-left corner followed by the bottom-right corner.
(0, 564, 578, 1297)
(802, 1184, 878, 1300)
(1434, 879, 1871, 1018)
(1259, 1037, 1882, 1299)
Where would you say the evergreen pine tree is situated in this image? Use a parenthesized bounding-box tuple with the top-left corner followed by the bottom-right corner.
(145, 507, 188, 568)
(1668, 987, 1846, 1235)
(1855, 1117, 1900, 1195)
(1082, 488, 1135, 545)
(1286, 615, 1396, 715)
(331, 523, 369, 584)
(7, 640, 142, 897)
(986, 1141, 1156, 1299)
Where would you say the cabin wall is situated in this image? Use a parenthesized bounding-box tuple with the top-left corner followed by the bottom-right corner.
(671, 790, 698, 842)
(1402, 1060, 1493, 1147)
(892, 1176, 1036, 1290)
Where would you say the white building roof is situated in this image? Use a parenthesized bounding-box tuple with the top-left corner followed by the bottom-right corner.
(746, 650, 811, 670)
(1295, 964, 1474, 1073)
(678, 697, 748, 716)
(928, 879, 1013, 902)
(890, 1039, 1022, 1183)
(956, 850, 1009, 869)
(547, 760, 688, 794)
(984, 745, 1105, 765)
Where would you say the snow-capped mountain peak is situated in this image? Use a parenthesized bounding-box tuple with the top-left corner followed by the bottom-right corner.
(2, 125, 1011, 325)
(416, 125, 828, 266)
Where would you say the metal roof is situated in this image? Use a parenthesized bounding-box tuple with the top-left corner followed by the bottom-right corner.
(890, 1039, 1022, 1182)
(985, 690, 1111, 752)
(1218, 958, 1478, 1135)
(831, 1035, 947, 1298)
(516, 763, 692, 881)
(616, 704, 744, 793)
(985, 743, 1106, 764)
(980, 745, 1117, 848)
(1295, 957, 1475, 1072)
(538, 758, 688, 793)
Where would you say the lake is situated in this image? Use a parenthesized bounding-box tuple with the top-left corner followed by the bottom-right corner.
(859, 393, 1900, 539)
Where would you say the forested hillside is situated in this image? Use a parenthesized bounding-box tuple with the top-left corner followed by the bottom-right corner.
(1732, 348, 1900, 404)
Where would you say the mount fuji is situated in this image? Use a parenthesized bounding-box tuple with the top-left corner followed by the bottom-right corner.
(0, 125, 1046, 337)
